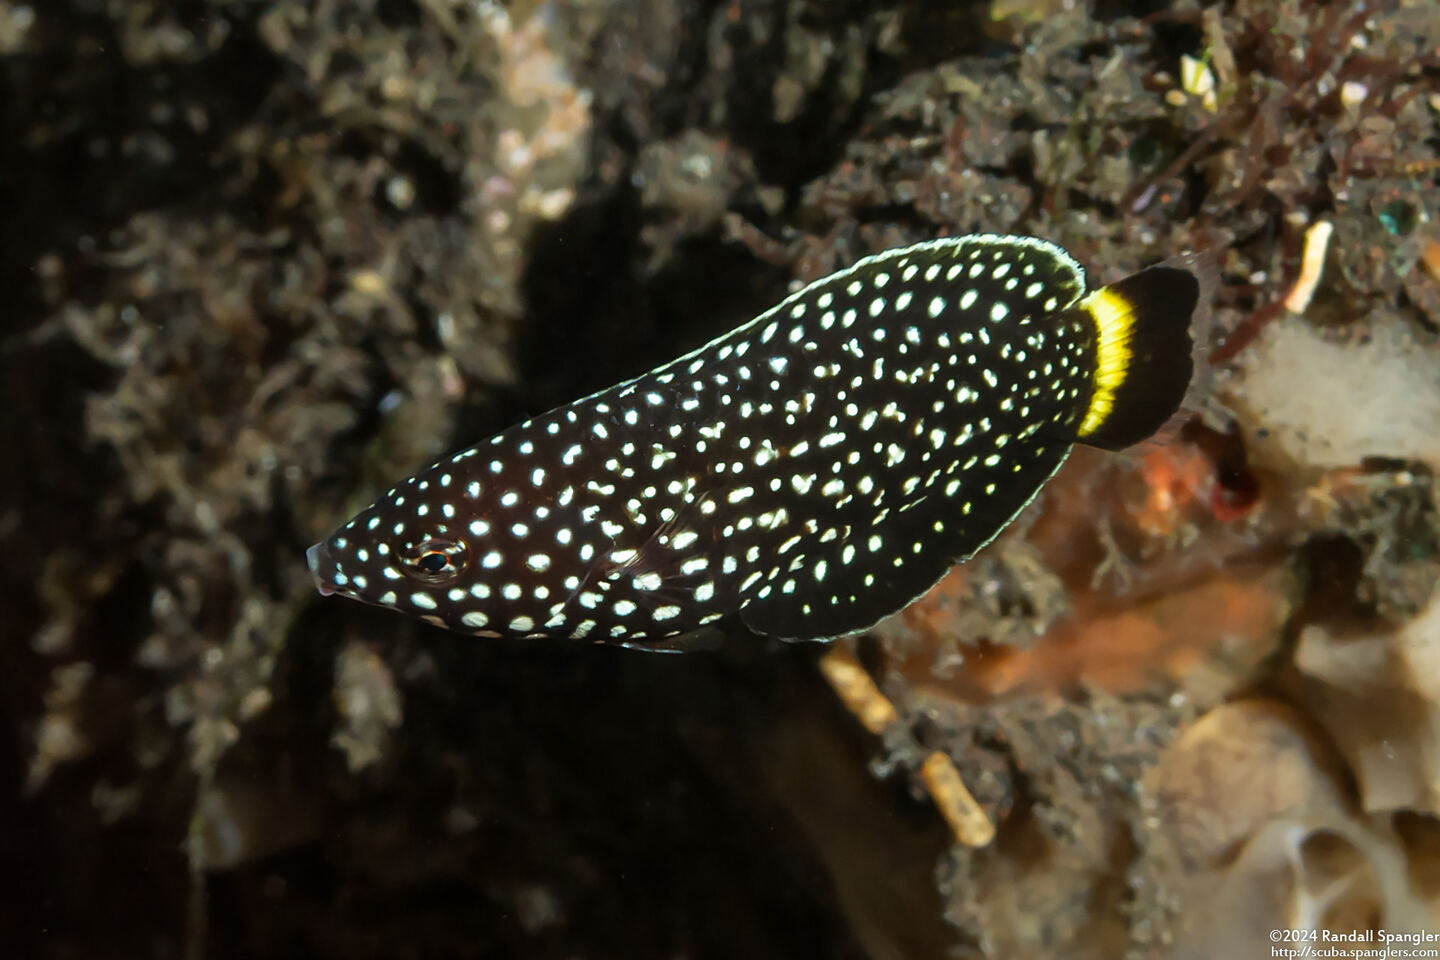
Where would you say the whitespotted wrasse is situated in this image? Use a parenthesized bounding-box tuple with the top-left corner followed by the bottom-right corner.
(307, 234, 1213, 649)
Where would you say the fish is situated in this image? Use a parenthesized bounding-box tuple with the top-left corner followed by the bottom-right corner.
(307, 233, 1212, 649)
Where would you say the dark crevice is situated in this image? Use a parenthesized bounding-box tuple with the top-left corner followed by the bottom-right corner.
(514, 185, 791, 420)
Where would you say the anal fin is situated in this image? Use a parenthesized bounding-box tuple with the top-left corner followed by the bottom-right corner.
(738, 443, 1070, 642)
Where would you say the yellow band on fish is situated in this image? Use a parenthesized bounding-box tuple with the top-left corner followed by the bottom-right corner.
(1077, 286, 1136, 437)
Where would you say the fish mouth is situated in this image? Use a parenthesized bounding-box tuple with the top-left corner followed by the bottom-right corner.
(306, 543, 337, 596)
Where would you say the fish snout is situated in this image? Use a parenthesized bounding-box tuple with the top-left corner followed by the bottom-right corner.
(306, 542, 337, 596)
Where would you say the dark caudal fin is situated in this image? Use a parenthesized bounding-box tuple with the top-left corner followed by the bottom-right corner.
(1070, 253, 1217, 451)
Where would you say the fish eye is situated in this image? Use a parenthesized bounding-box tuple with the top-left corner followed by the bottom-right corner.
(417, 553, 449, 575)
(401, 538, 469, 584)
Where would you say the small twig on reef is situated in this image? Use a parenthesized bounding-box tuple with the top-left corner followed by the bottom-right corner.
(817, 644, 898, 734)
(1212, 218, 1335, 365)
(818, 645, 996, 848)
(1282, 220, 1333, 315)
(920, 752, 997, 848)
(1422, 239, 1440, 286)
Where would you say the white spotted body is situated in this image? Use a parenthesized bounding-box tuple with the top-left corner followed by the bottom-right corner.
(307, 234, 1207, 646)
